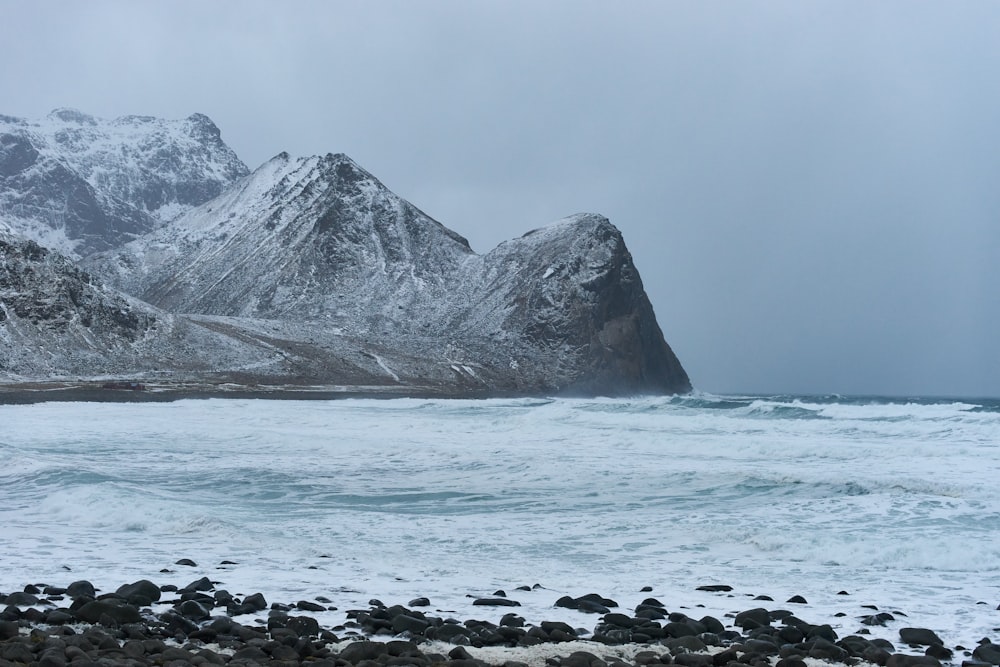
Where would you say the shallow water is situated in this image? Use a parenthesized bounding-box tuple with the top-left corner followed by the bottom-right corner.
(2, 393, 999, 649)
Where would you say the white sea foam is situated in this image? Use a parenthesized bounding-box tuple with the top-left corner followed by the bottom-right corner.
(1, 394, 999, 652)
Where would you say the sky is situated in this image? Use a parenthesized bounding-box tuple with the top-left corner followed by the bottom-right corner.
(2, 1, 998, 397)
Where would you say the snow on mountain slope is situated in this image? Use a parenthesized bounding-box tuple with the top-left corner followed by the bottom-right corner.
(0, 229, 292, 382)
(0, 109, 248, 257)
(90, 155, 690, 394)
(456, 214, 691, 393)
(94, 152, 473, 325)
(2, 108, 690, 395)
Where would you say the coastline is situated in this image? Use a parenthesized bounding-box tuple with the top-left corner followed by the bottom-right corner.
(0, 381, 517, 405)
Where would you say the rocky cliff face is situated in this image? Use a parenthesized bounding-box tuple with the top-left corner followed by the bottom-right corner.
(93, 152, 472, 324)
(2, 109, 690, 395)
(0, 229, 317, 382)
(450, 215, 690, 394)
(0, 109, 248, 257)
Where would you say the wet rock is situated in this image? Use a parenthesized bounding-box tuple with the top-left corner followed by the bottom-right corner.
(175, 558, 198, 566)
(296, 599, 327, 612)
(340, 640, 388, 663)
(180, 576, 213, 593)
(4, 591, 39, 605)
(665, 621, 698, 638)
(392, 613, 431, 635)
(925, 644, 953, 660)
(673, 653, 714, 667)
(734, 608, 771, 630)
(696, 585, 733, 593)
(886, 655, 942, 667)
(578, 593, 618, 608)
(0, 640, 35, 663)
(562, 650, 608, 667)
(243, 592, 268, 610)
(900, 628, 944, 646)
(664, 635, 708, 653)
(44, 609, 75, 625)
(409, 597, 431, 607)
(775, 659, 807, 667)
(806, 623, 837, 642)
(213, 589, 235, 607)
(430, 623, 473, 643)
(500, 613, 525, 627)
(232, 645, 271, 663)
(577, 599, 612, 614)
(66, 580, 96, 599)
(743, 638, 779, 654)
(698, 616, 726, 634)
(786, 595, 807, 604)
(74, 599, 140, 624)
(807, 638, 848, 661)
(115, 579, 162, 604)
(473, 598, 521, 607)
(286, 615, 321, 637)
(864, 612, 896, 626)
(177, 599, 211, 620)
(863, 645, 893, 665)
(541, 621, 577, 638)
(973, 644, 1000, 665)
(162, 610, 199, 635)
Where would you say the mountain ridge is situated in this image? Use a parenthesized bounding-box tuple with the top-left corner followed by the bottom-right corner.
(1, 109, 691, 396)
(0, 109, 248, 256)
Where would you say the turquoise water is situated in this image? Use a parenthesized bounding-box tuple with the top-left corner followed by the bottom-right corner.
(1, 393, 998, 648)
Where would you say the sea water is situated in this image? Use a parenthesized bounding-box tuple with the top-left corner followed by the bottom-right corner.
(2, 394, 999, 650)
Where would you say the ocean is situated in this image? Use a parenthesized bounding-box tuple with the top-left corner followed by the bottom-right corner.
(2, 393, 999, 651)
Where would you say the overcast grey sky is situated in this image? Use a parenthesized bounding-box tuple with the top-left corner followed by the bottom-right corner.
(3, 1, 998, 397)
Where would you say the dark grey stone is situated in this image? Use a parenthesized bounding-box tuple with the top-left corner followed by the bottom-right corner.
(900, 628, 945, 647)
(115, 579, 161, 604)
(339, 641, 387, 663)
(734, 607, 771, 629)
(296, 600, 327, 612)
(177, 599, 210, 620)
(473, 597, 520, 607)
(3, 591, 39, 605)
(974, 644, 1000, 665)
(66, 581, 96, 599)
(886, 655, 942, 667)
(74, 599, 140, 624)
(392, 613, 430, 635)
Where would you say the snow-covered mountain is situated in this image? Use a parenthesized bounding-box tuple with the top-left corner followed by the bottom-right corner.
(0, 109, 247, 257)
(94, 152, 473, 322)
(2, 109, 690, 395)
(0, 230, 282, 381)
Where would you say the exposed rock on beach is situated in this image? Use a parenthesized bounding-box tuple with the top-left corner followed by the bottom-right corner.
(0, 577, 982, 667)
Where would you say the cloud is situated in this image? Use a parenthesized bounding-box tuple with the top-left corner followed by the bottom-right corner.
(3, 0, 998, 395)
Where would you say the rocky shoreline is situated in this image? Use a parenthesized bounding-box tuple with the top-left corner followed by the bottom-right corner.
(2, 577, 996, 667)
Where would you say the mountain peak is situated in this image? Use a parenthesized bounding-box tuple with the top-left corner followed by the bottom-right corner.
(184, 112, 223, 141)
(0, 108, 250, 256)
(47, 108, 97, 125)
